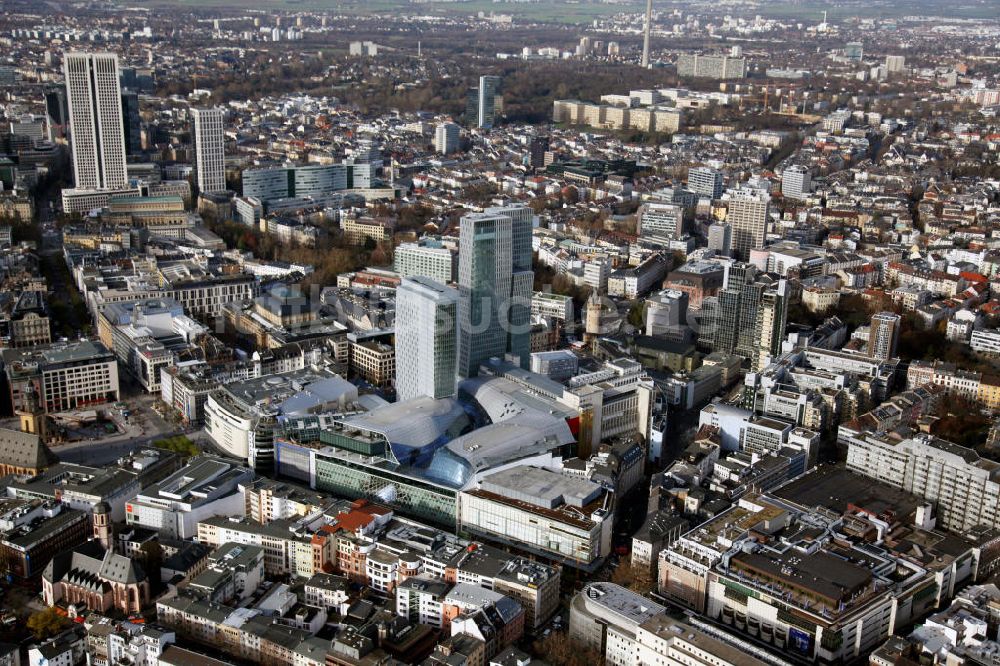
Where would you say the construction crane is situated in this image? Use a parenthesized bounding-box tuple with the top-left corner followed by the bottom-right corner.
(738, 87, 773, 111)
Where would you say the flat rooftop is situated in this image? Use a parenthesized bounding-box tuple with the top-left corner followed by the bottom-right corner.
(139, 456, 250, 505)
(1, 340, 112, 368)
(532, 291, 572, 302)
(479, 466, 603, 510)
(639, 615, 770, 666)
(223, 367, 354, 411)
(772, 465, 920, 520)
(670, 260, 726, 276)
(681, 499, 787, 552)
(730, 547, 873, 607)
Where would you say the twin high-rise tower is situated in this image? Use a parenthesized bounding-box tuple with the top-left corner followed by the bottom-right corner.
(64, 52, 128, 191)
(64, 51, 225, 197)
(700, 262, 789, 371)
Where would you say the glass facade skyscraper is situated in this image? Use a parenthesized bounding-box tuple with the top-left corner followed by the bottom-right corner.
(396, 277, 460, 402)
(457, 205, 533, 377)
(121, 90, 142, 156)
(700, 263, 788, 371)
(477, 75, 501, 129)
(241, 163, 373, 202)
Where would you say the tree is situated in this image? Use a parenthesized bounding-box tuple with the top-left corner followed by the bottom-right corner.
(27, 608, 68, 640)
(532, 630, 603, 666)
(933, 396, 992, 451)
(529, 198, 549, 214)
(610, 560, 653, 595)
(369, 242, 391, 267)
(627, 302, 646, 329)
(610, 558, 634, 586)
(830, 293, 878, 329)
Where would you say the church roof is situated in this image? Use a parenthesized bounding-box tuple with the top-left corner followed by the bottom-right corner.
(43, 540, 147, 587)
(0, 428, 53, 470)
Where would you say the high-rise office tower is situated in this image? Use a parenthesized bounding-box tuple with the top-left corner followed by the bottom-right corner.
(700, 263, 787, 370)
(845, 42, 864, 61)
(781, 165, 811, 201)
(688, 166, 724, 200)
(753, 279, 789, 370)
(885, 55, 906, 73)
(120, 66, 138, 90)
(727, 188, 770, 261)
(44, 88, 69, 127)
(529, 135, 550, 170)
(457, 205, 533, 377)
(639, 202, 684, 242)
(477, 75, 501, 129)
(64, 52, 128, 190)
(44, 88, 70, 140)
(434, 123, 460, 155)
(353, 139, 382, 167)
(192, 107, 226, 195)
(868, 312, 901, 361)
(737, 283, 767, 360)
(676, 54, 747, 79)
(707, 222, 732, 257)
(465, 87, 479, 127)
(395, 277, 460, 402)
(709, 262, 756, 356)
(121, 90, 141, 155)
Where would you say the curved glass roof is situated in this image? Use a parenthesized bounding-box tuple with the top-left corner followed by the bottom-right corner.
(342, 396, 471, 466)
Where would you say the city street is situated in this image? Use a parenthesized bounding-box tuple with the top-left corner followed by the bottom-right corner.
(52, 429, 202, 466)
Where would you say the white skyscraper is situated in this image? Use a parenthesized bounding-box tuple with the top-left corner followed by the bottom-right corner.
(192, 107, 226, 195)
(688, 166, 724, 200)
(64, 52, 128, 191)
(434, 123, 460, 155)
(754, 279, 788, 371)
(707, 222, 732, 257)
(726, 188, 770, 261)
(885, 55, 906, 73)
(639, 202, 684, 241)
(781, 165, 811, 201)
(395, 277, 459, 402)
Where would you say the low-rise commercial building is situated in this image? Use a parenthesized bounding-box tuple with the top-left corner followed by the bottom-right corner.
(1, 340, 120, 413)
(125, 456, 254, 539)
(569, 582, 665, 666)
(459, 466, 613, 572)
(0, 501, 90, 578)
